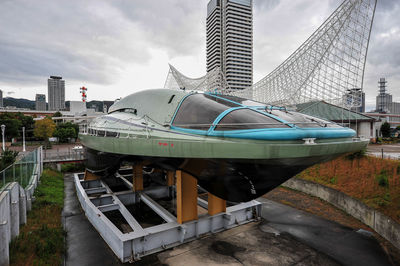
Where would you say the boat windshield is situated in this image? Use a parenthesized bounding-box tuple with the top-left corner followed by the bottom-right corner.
(267, 110, 340, 128)
(217, 95, 267, 107)
(215, 109, 289, 130)
(172, 93, 240, 130)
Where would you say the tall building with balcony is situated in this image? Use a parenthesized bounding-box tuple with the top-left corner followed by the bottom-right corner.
(0, 90, 3, 108)
(48, 76, 65, 111)
(206, 0, 253, 90)
(35, 94, 46, 111)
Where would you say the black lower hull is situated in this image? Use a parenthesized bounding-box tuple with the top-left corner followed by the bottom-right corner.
(84, 148, 340, 202)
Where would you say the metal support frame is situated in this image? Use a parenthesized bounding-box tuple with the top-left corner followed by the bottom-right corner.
(84, 169, 100, 181)
(132, 164, 143, 191)
(208, 193, 226, 216)
(74, 172, 261, 262)
(176, 170, 198, 224)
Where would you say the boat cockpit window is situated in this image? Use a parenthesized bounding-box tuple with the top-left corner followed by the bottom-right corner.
(267, 110, 340, 128)
(172, 93, 240, 130)
(217, 95, 267, 107)
(215, 109, 290, 131)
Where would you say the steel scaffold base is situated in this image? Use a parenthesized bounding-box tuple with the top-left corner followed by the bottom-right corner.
(74, 172, 261, 262)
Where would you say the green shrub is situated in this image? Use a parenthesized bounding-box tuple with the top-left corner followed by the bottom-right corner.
(60, 163, 85, 173)
(384, 192, 391, 202)
(345, 148, 366, 160)
(376, 170, 389, 188)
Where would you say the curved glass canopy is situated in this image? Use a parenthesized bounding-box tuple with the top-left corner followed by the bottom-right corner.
(171, 93, 339, 133)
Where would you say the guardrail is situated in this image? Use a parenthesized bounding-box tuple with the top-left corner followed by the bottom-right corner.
(0, 146, 43, 265)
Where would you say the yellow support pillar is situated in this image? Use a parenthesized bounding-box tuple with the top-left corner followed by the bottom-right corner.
(208, 193, 226, 216)
(133, 164, 143, 191)
(166, 171, 175, 186)
(176, 170, 198, 224)
(84, 170, 100, 181)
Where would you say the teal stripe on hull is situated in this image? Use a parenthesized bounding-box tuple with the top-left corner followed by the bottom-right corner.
(170, 126, 356, 140)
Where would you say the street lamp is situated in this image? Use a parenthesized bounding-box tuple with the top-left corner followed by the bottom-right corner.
(1, 124, 5, 151)
(22, 127, 26, 152)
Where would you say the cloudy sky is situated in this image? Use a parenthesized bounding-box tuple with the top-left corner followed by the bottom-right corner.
(0, 0, 399, 111)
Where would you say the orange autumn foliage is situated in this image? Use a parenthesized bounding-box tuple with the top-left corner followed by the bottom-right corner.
(297, 155, 400, 224)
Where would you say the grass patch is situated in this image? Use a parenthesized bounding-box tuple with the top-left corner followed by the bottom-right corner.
(9, 168, 64, 266)
(297, 154, 400, 224)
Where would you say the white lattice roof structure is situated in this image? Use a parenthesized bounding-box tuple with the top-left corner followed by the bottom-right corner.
(164, 0, 377, 107)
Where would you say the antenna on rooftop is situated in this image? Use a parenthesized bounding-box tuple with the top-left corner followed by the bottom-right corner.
(80, 87, 87, 102)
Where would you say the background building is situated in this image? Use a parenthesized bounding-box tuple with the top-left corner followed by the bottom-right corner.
(0, 90, 3, 108)
(35, 94, 46, 111)
(206, 0, 253, 90)
(374, 78, 400, 123)
(48, 76, 65, 111)
(376, 78, 392, 113)
(297, 101, 379, 140)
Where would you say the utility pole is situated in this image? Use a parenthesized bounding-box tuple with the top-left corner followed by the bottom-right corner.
(22, 127, 26, 152)
(1, 125, 5, 151)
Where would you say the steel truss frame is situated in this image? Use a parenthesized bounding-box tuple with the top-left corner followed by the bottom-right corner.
(164, 0, 377, 107)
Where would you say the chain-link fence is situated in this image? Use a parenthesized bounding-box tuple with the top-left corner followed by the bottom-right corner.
(0, 147, 42, 192)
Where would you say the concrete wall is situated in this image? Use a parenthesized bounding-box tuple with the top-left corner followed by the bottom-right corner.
(283, 178, 400, 250)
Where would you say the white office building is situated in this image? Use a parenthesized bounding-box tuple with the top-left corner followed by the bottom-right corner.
(48, 76, 65, 111)
(206, 0, 253, 90)
(35, 94, 46, 111)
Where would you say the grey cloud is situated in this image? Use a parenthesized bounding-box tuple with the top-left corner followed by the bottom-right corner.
(256, 0, 281, 11)
(362, 0, 400, 104)
(111, 1, 206, 58)
(0, 0, 153, 86)
(0, 0, 398, 105)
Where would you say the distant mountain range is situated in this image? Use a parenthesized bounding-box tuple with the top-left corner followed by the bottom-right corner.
(3, 97, 111, 112)
(4, 97, 36, 109)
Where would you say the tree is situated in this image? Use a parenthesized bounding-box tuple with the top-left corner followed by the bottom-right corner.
(54, 127, 76, 143)
(0, 113, 35, 141)
(380, 121, 391, 138)
(53, 111, 62, 118)
(34, 118, 56, 147)
(397, 125, 400, 130)
(54, 122, 79, 142)
(0, 149, 19, 171)
(0, 113, 22, 140)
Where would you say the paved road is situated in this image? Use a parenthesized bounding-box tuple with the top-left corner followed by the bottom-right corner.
(259, 198, 393, 266)
(367, 144, 400, 159)
(63, 174, 394, 265)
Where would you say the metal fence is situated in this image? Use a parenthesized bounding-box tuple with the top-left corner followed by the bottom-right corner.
(43, 148, 85, 162)
(0, 147, 42, 192)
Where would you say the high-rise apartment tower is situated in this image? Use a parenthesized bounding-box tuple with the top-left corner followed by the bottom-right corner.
(0, 90, 3, 108)
(206, 0, 253, 90)
(35, 94, 46, 111)
(48, 76, 65, 111)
